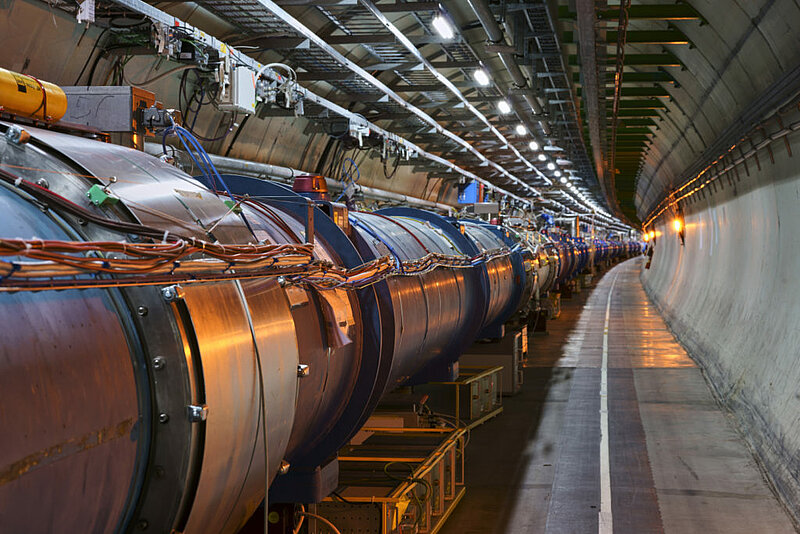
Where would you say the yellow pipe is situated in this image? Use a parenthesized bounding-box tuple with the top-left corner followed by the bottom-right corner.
(0, 68, 67, 122)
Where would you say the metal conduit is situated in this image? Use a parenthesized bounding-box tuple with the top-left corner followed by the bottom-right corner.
(143, 143, 454, 213)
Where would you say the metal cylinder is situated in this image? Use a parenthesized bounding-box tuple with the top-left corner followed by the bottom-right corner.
(0, 68, 67, 121)
(0, 122, 541, 533)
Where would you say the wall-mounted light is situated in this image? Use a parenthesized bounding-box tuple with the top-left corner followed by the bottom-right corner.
(515, 124, 526, 135)
(474, 68, 490, 86)
(497, 100, 512, 114)
(432, 14, 455, 40)
(674, 206, 686, 245)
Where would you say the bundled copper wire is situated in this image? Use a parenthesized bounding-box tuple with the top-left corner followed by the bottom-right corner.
(0, 167, 511, 291)
(0, 237, 509, 292)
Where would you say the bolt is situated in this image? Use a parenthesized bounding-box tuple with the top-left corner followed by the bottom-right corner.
(158, 413, 169, 424)
(5, 125, 30, 145)
(186, 404, 208, 423)
(152, 357, 165, 370)
(161, 285, 184, 302)
(35, 178, 49, 189)
(278, 460, 290, 475)
(137, 306, 148, 317)
(136, 519, 148, 530)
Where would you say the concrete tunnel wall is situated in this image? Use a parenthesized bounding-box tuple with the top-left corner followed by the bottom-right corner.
(641, 125, 800, 521)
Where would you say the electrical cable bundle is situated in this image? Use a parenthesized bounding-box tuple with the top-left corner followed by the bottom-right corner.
(0, 234, 510, 292)
(0, 156, 512, 292)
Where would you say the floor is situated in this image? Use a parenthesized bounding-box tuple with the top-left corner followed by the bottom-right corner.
(440, 257, 797, 534)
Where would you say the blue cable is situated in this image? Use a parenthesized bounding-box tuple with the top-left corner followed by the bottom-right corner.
(349, 216, 405, 274)
(162, 122, 257, 238)
(336, 157, 360, 202)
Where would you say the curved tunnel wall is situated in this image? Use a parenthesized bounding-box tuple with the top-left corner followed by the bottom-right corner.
(641, 126, 800, 521)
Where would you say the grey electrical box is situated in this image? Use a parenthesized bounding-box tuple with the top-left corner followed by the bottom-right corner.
(473, 202, 500, 214)
(61, 86, 152, 132)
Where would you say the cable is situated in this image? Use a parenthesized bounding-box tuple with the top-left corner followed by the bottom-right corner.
(123, 63, 195, 87)
(295, 506, 341, 534)
(383, 152, 400, 180)
(224, 114, 251, 157)
(335, 157, 360, 202)
(74, 27, 110, 85)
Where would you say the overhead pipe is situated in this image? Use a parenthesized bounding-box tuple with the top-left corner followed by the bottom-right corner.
(144, 143, 455, 213)
(465, 0, 552, 136)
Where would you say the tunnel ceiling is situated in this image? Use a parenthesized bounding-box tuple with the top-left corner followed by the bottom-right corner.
(25, 0, 799, 231)
(36, 0, 633, 228)
(558, 0, 800, 226)
(180, 0, 613, 218)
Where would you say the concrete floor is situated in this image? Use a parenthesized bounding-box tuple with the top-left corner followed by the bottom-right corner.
(440, 257, 797, 534)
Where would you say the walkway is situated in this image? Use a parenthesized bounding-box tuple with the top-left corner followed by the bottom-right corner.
(440, 257, 796, 534)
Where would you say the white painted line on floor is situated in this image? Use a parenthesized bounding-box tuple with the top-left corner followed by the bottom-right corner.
(599, 272, 619, 534)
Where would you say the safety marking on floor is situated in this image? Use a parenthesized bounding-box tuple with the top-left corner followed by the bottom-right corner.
(599, 272, 619, 534)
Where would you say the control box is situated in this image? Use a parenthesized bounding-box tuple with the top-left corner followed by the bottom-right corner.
(216, 58, 256, 115)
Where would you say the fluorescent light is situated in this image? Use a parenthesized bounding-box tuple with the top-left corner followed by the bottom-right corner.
(554, 170, 562, 177)
(547, 162, 556, 170)
(515, 124, 526, 135)
(474, 69, 490, 86)
(432, 15, 454, 40)
(528, 140, 539, 151)
(559, 176, 567, 184)
(537, 153, 546, 161)
(497, 100, 511, 114)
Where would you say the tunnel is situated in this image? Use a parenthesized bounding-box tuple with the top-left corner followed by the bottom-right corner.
(0, 0, 799, 533)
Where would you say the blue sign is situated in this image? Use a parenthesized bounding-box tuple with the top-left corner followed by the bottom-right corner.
(457, 181, 478, 204)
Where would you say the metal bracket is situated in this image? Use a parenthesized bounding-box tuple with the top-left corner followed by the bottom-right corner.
(186, 404, 209, 422)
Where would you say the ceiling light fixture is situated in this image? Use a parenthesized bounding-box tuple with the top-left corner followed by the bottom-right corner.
(537, 153, 546, 162)
(529, 140, 539, 151)
(559, 176, 567, 184)
(515, 124, 526, 135)
(497, 100, 511, 114)
(547, 162, 556, 170)
(432, 15, 455, 40)
(554, 170, 561, 177)
(474, 68, 490, 86)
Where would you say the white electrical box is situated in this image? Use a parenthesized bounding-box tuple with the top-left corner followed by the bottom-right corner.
(217, 62, 257, 115)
